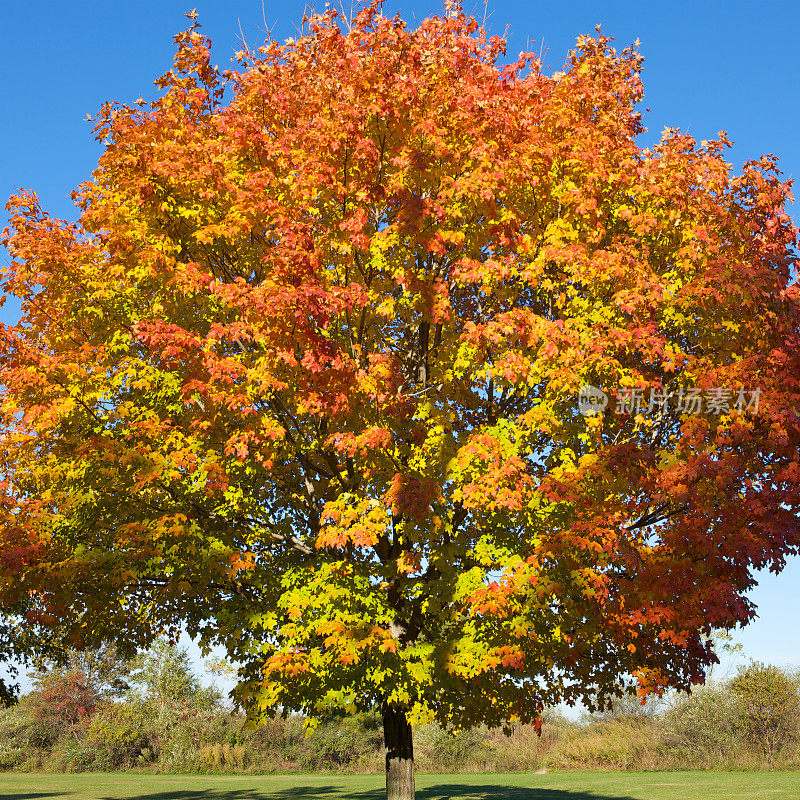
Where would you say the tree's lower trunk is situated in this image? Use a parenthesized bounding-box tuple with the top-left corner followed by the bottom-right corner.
(383, 702, 415, 800)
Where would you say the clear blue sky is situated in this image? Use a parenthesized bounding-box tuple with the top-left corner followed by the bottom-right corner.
(2, 0, 799, 683)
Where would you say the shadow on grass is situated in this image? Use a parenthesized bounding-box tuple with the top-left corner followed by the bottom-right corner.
(95, 790, 339, 800)
(353, 787, 640, 800)
(0, 795, 62, 800)
(88, 786, 640, 800)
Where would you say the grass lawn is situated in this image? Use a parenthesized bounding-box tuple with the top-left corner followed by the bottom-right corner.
(0, 771, 798, 800)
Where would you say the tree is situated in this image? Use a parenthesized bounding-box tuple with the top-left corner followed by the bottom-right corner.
(24, 667, 101, 746)
(2, 4, 800, 797)
(0, 635, 20, 708)
(124, 636, 220, 758)
(21, 643, 130, 747)
(0, 484, 65, 706)
(126, 638, 200, 713)
(30, 641, 131, 700)
(730, 662, 800, 763)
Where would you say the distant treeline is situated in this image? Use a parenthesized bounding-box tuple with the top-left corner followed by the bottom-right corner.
(1, 639, 798, 773)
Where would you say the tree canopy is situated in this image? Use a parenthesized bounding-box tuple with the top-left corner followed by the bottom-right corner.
(2, 3, 800, 797)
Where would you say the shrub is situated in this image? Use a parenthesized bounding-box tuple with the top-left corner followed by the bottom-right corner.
(45, 735, 98, 773)
(3, 657, 800, 774)
(243, 712, 310, 770)
(659, 682, 744, 765)
(195, 742, 247, 770)
(300, 713, 384, 770)
(415, 724, 490, 772)
(730, 662, 800, 763)
(85, 701, 153, 768)
(0, 706, 35, 770)
(592, 690, 665, 721)
(21, 668, 99, 747)
(486, 713, 573, 772)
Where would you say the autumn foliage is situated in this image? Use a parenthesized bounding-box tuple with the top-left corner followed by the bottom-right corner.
(2, 2, 800, 794)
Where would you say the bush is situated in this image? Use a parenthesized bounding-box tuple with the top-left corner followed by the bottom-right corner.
(195, 742, 247, 770)
(243, 712, 310, 770)
(730, 662, 800, 763)
(85, 702, 153, 768)
(3, 655, 800, 774)
(45, 735, 98, 773)
(0, 706, 35, 770)
(21, 669, 99, 747)
(485, 715, 570, 772)
(415, 724, 490, 772)
(659, 683, 745, 766)
(593, 690, 665, 722)
(300, 713, 384, 771)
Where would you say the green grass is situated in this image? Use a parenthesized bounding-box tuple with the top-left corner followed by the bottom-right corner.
(1, 772, 799, 800)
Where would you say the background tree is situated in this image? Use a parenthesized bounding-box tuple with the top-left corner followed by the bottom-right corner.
(24, 667, 101, 747)
(2, 3, 800, 798)
(31, 641, 130, 700)
(730, 662, 800, 763)
(124, 637, 221, 762)
(590, 691, 664, 723)
(21, 643, 131, 748)
(126, 638, 200, 714)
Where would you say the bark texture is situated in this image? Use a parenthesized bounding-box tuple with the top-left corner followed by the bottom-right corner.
(383, 703, 415, 800)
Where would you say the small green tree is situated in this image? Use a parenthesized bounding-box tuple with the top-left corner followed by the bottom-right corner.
(127, 638, 200, 713)
(126, 637, 222, 765)
(730, 662, 800, 763)
(204, 654, 238, 706)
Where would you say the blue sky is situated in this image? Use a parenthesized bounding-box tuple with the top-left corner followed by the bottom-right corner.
(2, 0, 799, 687)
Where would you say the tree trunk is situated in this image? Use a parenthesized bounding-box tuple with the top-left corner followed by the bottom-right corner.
(383, 703, 415, 800)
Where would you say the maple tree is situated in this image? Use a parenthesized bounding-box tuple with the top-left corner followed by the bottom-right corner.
(3, 3, 800, 797)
